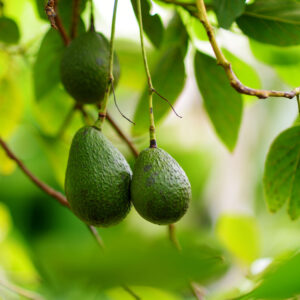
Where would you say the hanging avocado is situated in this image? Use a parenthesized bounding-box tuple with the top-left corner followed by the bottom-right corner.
(60, 31, 120, 104)
(65, 126, 131, 227)
(131, 147, 191, 225)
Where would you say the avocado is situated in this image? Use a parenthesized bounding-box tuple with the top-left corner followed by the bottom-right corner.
(131, 147, 191, 225)
(65, 126, 131, 227)
(60, 31, 120, 104)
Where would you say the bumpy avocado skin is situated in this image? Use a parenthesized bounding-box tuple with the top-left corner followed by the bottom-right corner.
(131, 148, 191, 225)
(65, 126, 131, 227)
(60, 31, 120, 104)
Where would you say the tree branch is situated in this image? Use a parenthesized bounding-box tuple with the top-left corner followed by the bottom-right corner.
(0, 138, 104, 250)
(70, 0, 81, 39)
(45, 0, 70, 46)
(195, 0, 300, 100)
(106, 113, 139, 158)
(0, 138, 69, 208)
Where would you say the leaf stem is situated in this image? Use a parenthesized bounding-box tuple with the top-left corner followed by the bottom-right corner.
(96, 0, 119, 130)
(136, 0, 157, 148)
(297, 94, 300, 114)
(195, 0, 300, 99)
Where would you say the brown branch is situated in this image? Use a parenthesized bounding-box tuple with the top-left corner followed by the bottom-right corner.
(195, 0, 300, 100)
(0, 138, 104, 250)
(45, 0, 70, 46)
(70, 0, 81, 39)
(106, 113, 139, 158)
(55, 14, 71, 46)
(0, 138, 69, 208)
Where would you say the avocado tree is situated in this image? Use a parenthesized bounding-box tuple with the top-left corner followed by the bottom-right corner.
(1, 0, 300, 299)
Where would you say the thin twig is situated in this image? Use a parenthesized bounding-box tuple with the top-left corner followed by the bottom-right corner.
(152, 88, 182, 118)
(0, 278, 44, 300)
(87, 225, 105, 250)
(168, 224, 181, 251)
(111, 82, 135, 125)
(70, 0, 81, 39)
(0, 138, 104, 251)
(106, 113, 139, 158)
(0, 138, 69, 208)
(195, 0, 300, 100)
(121, 285, 142, 300)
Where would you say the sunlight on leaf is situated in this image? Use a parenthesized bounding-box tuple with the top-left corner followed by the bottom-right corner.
(216, 214, 260, 264)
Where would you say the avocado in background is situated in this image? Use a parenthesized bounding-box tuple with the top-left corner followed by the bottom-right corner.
(131, 147, 191, 225)
(60, 31, 120, 104)
(65, 126, 131, 227)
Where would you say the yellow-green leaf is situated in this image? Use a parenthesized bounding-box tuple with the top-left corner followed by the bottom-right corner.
(216, 214, 260, 264)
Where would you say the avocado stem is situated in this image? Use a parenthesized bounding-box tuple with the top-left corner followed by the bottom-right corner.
(136, 0, 157, 148)
(89, 0, 95, 32)
(96, 0, 119, 130)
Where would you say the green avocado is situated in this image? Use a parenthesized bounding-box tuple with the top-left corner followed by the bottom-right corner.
(131, 147, 191, 225)
(65, 126, 131, 227)
(60, 31, 120, 104)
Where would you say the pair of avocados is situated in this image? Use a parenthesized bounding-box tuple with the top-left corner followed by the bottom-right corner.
(61, 30, 191, 227)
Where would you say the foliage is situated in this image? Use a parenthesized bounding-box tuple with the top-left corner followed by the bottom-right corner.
(1, 0, 300, 299)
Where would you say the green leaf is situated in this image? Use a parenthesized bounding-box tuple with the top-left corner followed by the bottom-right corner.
(179, 8, 209, 42)
(0, 78, 23, 139)
(194, 51, 243, 151)
(213, 0, 245, 29)
(250, 39, 300, 66)
(216, 214, 260, 264)
(35, 231, 228, 290)
(0, 17, 20, 44)
(131, 0, 164, 48)
(240, 252, 300, 299)
(33, 29, 64, 100)
(132, 14, 188, 136)
(263, 126, 300, 220)
(222, 48, 261, 102)
(275, 63, 300, 87)
(237, 0, 300, 46)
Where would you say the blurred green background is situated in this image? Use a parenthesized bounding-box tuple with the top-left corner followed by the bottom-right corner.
(1, 0, 300, 299)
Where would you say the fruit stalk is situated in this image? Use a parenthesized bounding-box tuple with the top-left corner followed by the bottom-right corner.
(96, 0, 119, 130)
(136, 0, 157, 148)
